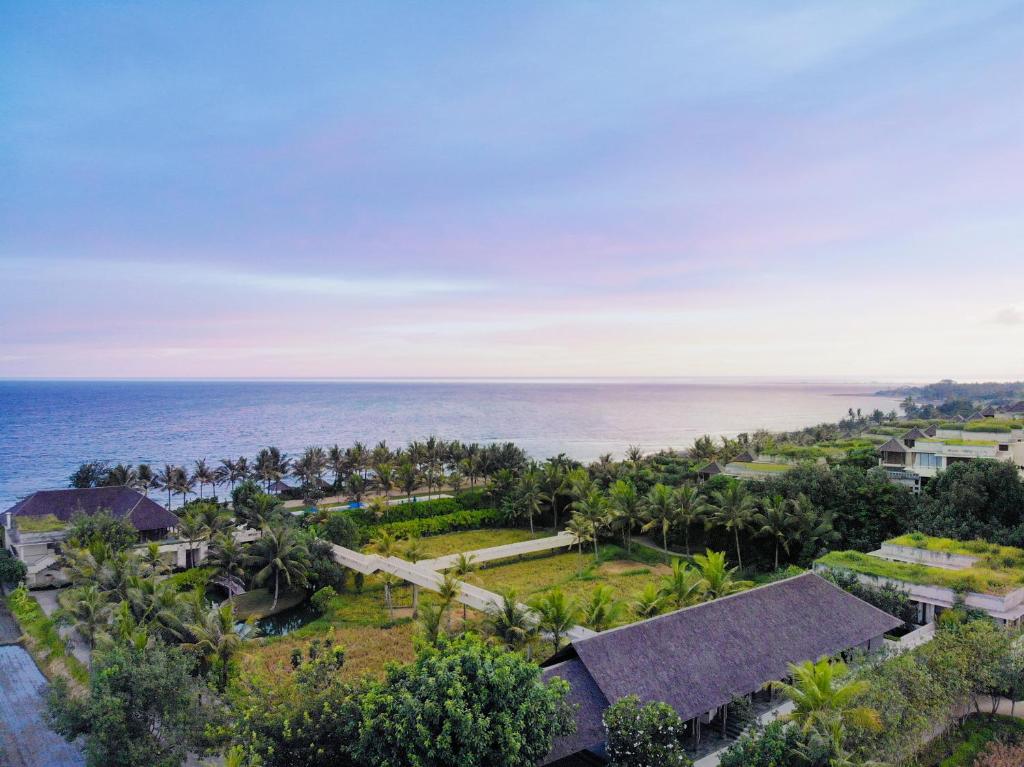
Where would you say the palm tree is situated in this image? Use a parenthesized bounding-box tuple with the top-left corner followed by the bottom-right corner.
(542, 462, 569, 531)
(206, 534, 247, 602)
(176, 510, 210, 569)
(193, 459, 216, 500)
(374, 462, 395, 497)
(608, 479, 643, 552)
(155, 464, 180, 509)
(397, 461, 420, 499)
(705, 484, 756, 570)
(790, 494, 841, 564)
(582, 585, 625, 632)
(565, 515, 594, 574)
(754, 495, 795, 570)
(346, 473, 366, 503)
(172, 467, 195, 508)
(518, 469, 548, 534)
(370, 530, 401, 619)
(136, 463, 155, 496)
(185, 604, 245, 692)
(404, 535, 427, 618)
(774, 657, 881, 738)
(641, 483, 678, 553)
(658, 559, 706, 609)
(139, 542, 169, 576)
(452, 553, 479, 621)
(674, 484, 706, 555)
(54, 584, 110, 652)
(571, 489, 609, 561)
(693, 549, 752, 599)
(530, 589, 579, 653)
(632, 582, 669, 619)
(255, 447, 289, 492)
(246, 523, 310, 612)
(103, 463, 137, 488)
(437, 570, 462, 631)
(483, 589, 537, 655)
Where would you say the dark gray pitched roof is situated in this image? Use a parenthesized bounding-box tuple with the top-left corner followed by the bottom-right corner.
(540, 573, 900, 763)
(732, 451, 756, 464)
(540, 660, 608, 765)
(982, 407, 998, 417)
(877, 438, 908, 453)
(4, 487, 179, 532)
(1007, 401, 1024, 414)
(968, 411, 984, 421)
(698, 462, 723, 476)
(902, 428, 928, 440)
(923, 425, 937, 437)
(953, 415, 966, 422)
(267, 480, 294, 493)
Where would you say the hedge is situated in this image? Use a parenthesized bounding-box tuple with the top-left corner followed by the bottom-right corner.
(375, 497, 462, 523)
(366, 508, 503, 539)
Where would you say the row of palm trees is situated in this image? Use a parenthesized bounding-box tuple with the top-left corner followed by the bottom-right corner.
(75, 437, 529, 509)
(500, 462, 838, 571)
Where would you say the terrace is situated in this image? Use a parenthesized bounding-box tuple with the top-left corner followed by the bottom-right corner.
(815, 535, 1024, 625)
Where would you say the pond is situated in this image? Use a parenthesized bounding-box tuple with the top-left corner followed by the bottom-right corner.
(243, 599, 322, 637)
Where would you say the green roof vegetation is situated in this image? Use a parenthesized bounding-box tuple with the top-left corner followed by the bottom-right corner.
(15, 514, 66, 533)
(918, 437, 999, 447)
(964, 422, 1015, 433)
(728, 461, 790, 473)
(817, 534, 1024, 595)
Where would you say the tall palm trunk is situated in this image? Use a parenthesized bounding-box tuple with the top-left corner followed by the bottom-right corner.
(272, 571, 280, 612)
(734, 529, 743, 571)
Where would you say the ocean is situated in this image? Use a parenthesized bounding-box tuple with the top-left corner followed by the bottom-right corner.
(0, 379, 899, 508)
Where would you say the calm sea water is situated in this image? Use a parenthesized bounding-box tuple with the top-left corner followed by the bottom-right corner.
(0, 380, 898, 508)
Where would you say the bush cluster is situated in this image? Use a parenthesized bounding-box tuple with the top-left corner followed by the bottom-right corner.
(367, 508, 503, 539)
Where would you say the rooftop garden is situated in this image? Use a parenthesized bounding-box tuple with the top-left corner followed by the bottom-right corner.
(815, 550, 1024, 595)
(15, 514, 66, 533)
(728, 461, 790, 473)
(886, 533, 1024, 565)
(964, 421, 1018, 433)
(918, 437, 999, 447)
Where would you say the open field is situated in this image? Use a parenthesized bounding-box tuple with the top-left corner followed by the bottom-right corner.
(239, 533, 675, 681)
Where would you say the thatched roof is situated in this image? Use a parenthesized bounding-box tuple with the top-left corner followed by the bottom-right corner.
(540, 659, 609, 764)
(923, 425, 937, 437)
(877, 438, 908, 454)
(902, 428, 928, 440)
(732, 451, 756, 464)
(982, 407, 998, 417)
(540, 573, 900, 764)
(698, 461, 723, 477)
(1006, 401, 1024, 414)
(4, 487, 179, 533)
(267, 480, 295, 493)
(953, 415, 967, 422)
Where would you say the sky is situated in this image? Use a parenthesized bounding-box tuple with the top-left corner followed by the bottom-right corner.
(1, 1, 1023, 381)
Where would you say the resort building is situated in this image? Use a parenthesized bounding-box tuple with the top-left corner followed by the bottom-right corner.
(539, 573, 900, 766)
(877, 425, 1024, 493)
(697, 452, 792, 482)
(2, 487, 261, 587)
(816, 535, 1024, 627)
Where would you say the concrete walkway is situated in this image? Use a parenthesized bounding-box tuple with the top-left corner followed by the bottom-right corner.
(419, 531, 577, 571)
(330, 533, 598, 643)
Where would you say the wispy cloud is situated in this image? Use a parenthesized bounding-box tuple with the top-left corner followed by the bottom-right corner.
(994, 307, 1024, 326)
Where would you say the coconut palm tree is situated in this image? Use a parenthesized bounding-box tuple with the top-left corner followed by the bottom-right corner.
(452, 553, 479, 621)
(255, 447, 289, 492)
(790, 494, 841, 564)
(176, 510, 210, 569)
(136, 463, 155, 495)
(582, 585, 625, 632)
(530, 589, 579, 653)
(517, 469, 548, 534)
(754, 494, 796, 570)
(631, 582, 669, 619)
(246, 523, 310, 612)
(705, 484, 757, 570)
(103, 463, 137, 488)
(172, 467, 195, 508)
(658, 559, 706, 609)
(346, 473, 366, 503)
(370, 530, 401, 619)
(542, 462, 569, 531)
(571, 489, 609, 561)
(774, 657, 881, 738)
(565, 515, 594, 574)
(483, 589, 537, 655)
(674, 484, 706, 555)
(54, 584, 110, 653)
(641, 483, 678, 553)
(397, 461, 420, 499)
(403, 535, 427, 617)
(608, 479, 643, 552)
(155, 464, 180, 509)
(185, 603, 245, 692)
(437, 570, 462, 631)
(206, 533, 247, 602)
(193, 459, 216, 500)
(139, 542, 169, 576)
(693, 549, 752, 599)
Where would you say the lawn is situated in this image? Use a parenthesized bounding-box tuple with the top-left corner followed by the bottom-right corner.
(412, 528, 546, 558)
(729, 461, 790, 472)
(15, 514, 66, 533)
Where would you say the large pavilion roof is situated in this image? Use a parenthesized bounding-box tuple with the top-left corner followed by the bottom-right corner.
(539, 573, 900, 764)
(4, 487, 179, 533)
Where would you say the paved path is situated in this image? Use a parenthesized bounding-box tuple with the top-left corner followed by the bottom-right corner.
(0, 645, 84, 767)
(33, 591, 90, 668)
(419, 531, 578, 571)
(330, 533, 598, 643)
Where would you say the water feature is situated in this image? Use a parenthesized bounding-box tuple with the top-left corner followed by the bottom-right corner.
(243, 599, 322, 637)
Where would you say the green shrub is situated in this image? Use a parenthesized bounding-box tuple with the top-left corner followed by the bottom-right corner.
(311, 586, 337, 615)
(163, 566, 214, 592)
(5, 586, 87, 685)
(366, 509, 503, 539)
(454, 487, 488, 508)
(964, 422, 1012, 433)
(379, 497, 463, 523)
